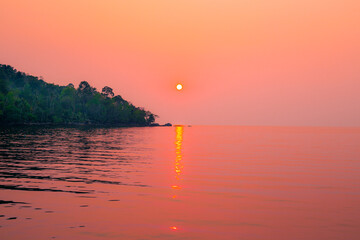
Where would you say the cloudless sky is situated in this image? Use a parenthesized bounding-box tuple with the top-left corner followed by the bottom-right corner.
(1, 0, 359, 126)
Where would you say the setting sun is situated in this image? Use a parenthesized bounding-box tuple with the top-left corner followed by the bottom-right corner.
(176, 84, 183, 91)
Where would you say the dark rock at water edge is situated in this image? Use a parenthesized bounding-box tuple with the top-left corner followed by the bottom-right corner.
(150, 123, 172, 127)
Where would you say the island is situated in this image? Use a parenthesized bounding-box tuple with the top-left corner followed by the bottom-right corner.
(0, 64, 160, 126)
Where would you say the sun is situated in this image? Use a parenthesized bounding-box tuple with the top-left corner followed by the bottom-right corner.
(176, 84, 183, 91)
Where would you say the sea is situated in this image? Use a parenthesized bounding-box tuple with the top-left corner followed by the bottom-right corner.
(0, 125, 360, 239)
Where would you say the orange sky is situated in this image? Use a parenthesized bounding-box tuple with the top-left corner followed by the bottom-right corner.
(1, 0, 359, 126)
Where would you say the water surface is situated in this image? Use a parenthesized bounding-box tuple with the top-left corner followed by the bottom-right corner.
(0, 126, 360, 239)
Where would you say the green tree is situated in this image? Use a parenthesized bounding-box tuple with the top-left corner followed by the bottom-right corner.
(0, 64, 157, 126)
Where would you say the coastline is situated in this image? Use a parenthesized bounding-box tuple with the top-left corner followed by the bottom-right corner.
(0, 122, 172, 128)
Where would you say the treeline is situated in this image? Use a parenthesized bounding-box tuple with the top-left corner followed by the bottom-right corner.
(0, 64, 157, 125)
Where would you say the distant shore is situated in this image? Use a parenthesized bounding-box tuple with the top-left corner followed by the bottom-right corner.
(0, 64, 158, 127)
(0, 122, 172, 128)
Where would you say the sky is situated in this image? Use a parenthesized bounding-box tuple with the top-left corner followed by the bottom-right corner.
(1, 0, 359, 126)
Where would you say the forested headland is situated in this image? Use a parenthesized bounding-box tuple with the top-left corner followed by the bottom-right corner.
(0, 64, 157, 126)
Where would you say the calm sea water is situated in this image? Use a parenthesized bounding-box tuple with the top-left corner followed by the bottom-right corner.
(0, 126, 360, 240)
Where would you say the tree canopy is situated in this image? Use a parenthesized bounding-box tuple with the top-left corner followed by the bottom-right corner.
(0, 64, 157, 125)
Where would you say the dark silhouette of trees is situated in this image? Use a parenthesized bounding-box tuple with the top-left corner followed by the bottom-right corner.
(0, 64, 157, 125)
(102, 86, 114, 98)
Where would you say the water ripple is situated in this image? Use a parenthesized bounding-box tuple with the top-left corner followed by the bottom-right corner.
(0, 127, 153, 195)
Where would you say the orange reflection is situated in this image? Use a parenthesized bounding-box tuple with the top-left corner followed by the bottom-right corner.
(169, 125, 184, 231)
(173, 125, 184, 188)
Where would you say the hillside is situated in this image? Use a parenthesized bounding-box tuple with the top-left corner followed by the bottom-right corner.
(0, 64, 157, 125)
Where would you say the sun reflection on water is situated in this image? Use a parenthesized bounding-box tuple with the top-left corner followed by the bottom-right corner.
(173, 125, 184, 188)
(169, 125, 184, 231)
